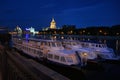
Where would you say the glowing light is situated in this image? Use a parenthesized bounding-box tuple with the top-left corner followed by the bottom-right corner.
(83, 30, 85, 33)
(50, 18, 56, 29)
(25, 27, 38, 34)
(61, 36, 64, 39)
(83, 52, 87, 56)
(99, 30, 102, 33)
(116, 33, 119, 35)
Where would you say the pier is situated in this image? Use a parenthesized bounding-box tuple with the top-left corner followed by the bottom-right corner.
(0, 46, 69, 80)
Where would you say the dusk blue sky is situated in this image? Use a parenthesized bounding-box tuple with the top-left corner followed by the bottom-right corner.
(0, 0, 120, 30)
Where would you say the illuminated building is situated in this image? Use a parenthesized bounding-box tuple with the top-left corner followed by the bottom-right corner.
(14, 25, 22, 36)
(50, 18, 56, 29)
(26, 27, 38, 35)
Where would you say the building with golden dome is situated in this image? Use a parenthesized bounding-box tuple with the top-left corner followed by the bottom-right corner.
(50, 18, 56, 29)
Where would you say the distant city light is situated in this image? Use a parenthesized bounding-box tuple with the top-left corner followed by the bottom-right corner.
(25, 27, 38, 34)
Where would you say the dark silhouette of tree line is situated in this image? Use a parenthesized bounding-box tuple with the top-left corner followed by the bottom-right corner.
(39, 24, 120, 36)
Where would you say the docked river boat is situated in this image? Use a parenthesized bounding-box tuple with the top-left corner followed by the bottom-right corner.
(12, 37, 88, 67)
(62, 40, 97, 60)
(80, 41, 118, 60)
(62, 40, 118, 60)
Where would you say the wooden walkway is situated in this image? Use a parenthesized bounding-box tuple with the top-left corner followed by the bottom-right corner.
(0, 71, 2, 80)
(0, 45, 3, 80)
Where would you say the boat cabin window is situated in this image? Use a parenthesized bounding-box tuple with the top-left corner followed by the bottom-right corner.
(39, 51, 43, 56)
(99, 45, 102, 48)
(54, 55, 59, 60)
(37, 42, 41, 45)
(91, 44, 95, 46)
(105, 44, 107, 47)
(102, 44, 106, 48)
(48, 42, 51, 47)
(61, 56, 66, 62)
(33, 50, 36, 54)
(68, 42, 71, 45)
(76, 42, 80, 45)
(57, 42, 62, 47)
(96, 45, 98, 47)
(44, 42, 48, 46)
(28, 48, 30, 51)
(41, 42, 45, 46)
(66, 57, 73, 62)
(48, 54, 53, 59)
(72, 42, 77, 45)
(102, 44, 104, 48)
(51, 42, 56, 47)
(66, 42, 70, 45)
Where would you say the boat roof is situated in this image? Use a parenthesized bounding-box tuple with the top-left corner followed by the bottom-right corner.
(58, 49, 76, 54)
(23, 38, 61, 43)
(80, 41, 106, 45)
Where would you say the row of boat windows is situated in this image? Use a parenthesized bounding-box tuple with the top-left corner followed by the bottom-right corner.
(16, 38, 108, 48)
(48, 54, 73, 63)
(17, 39, 107, 48)
(22, 46, 73, 63)
(63, 42, 107, 48)
(23, 40, 63, 47)
(81, 43, 106, 48)
(64, 42, 79, 46)
(13, 39, 22, 44)
(91, 44, 107, 48)
(22, 46, 40, 54)
(40, 42, 63, 47)
(48, 54, 66, 62)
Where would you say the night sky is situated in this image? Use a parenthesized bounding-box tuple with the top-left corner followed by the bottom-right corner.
(0, 0, 120, 30)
